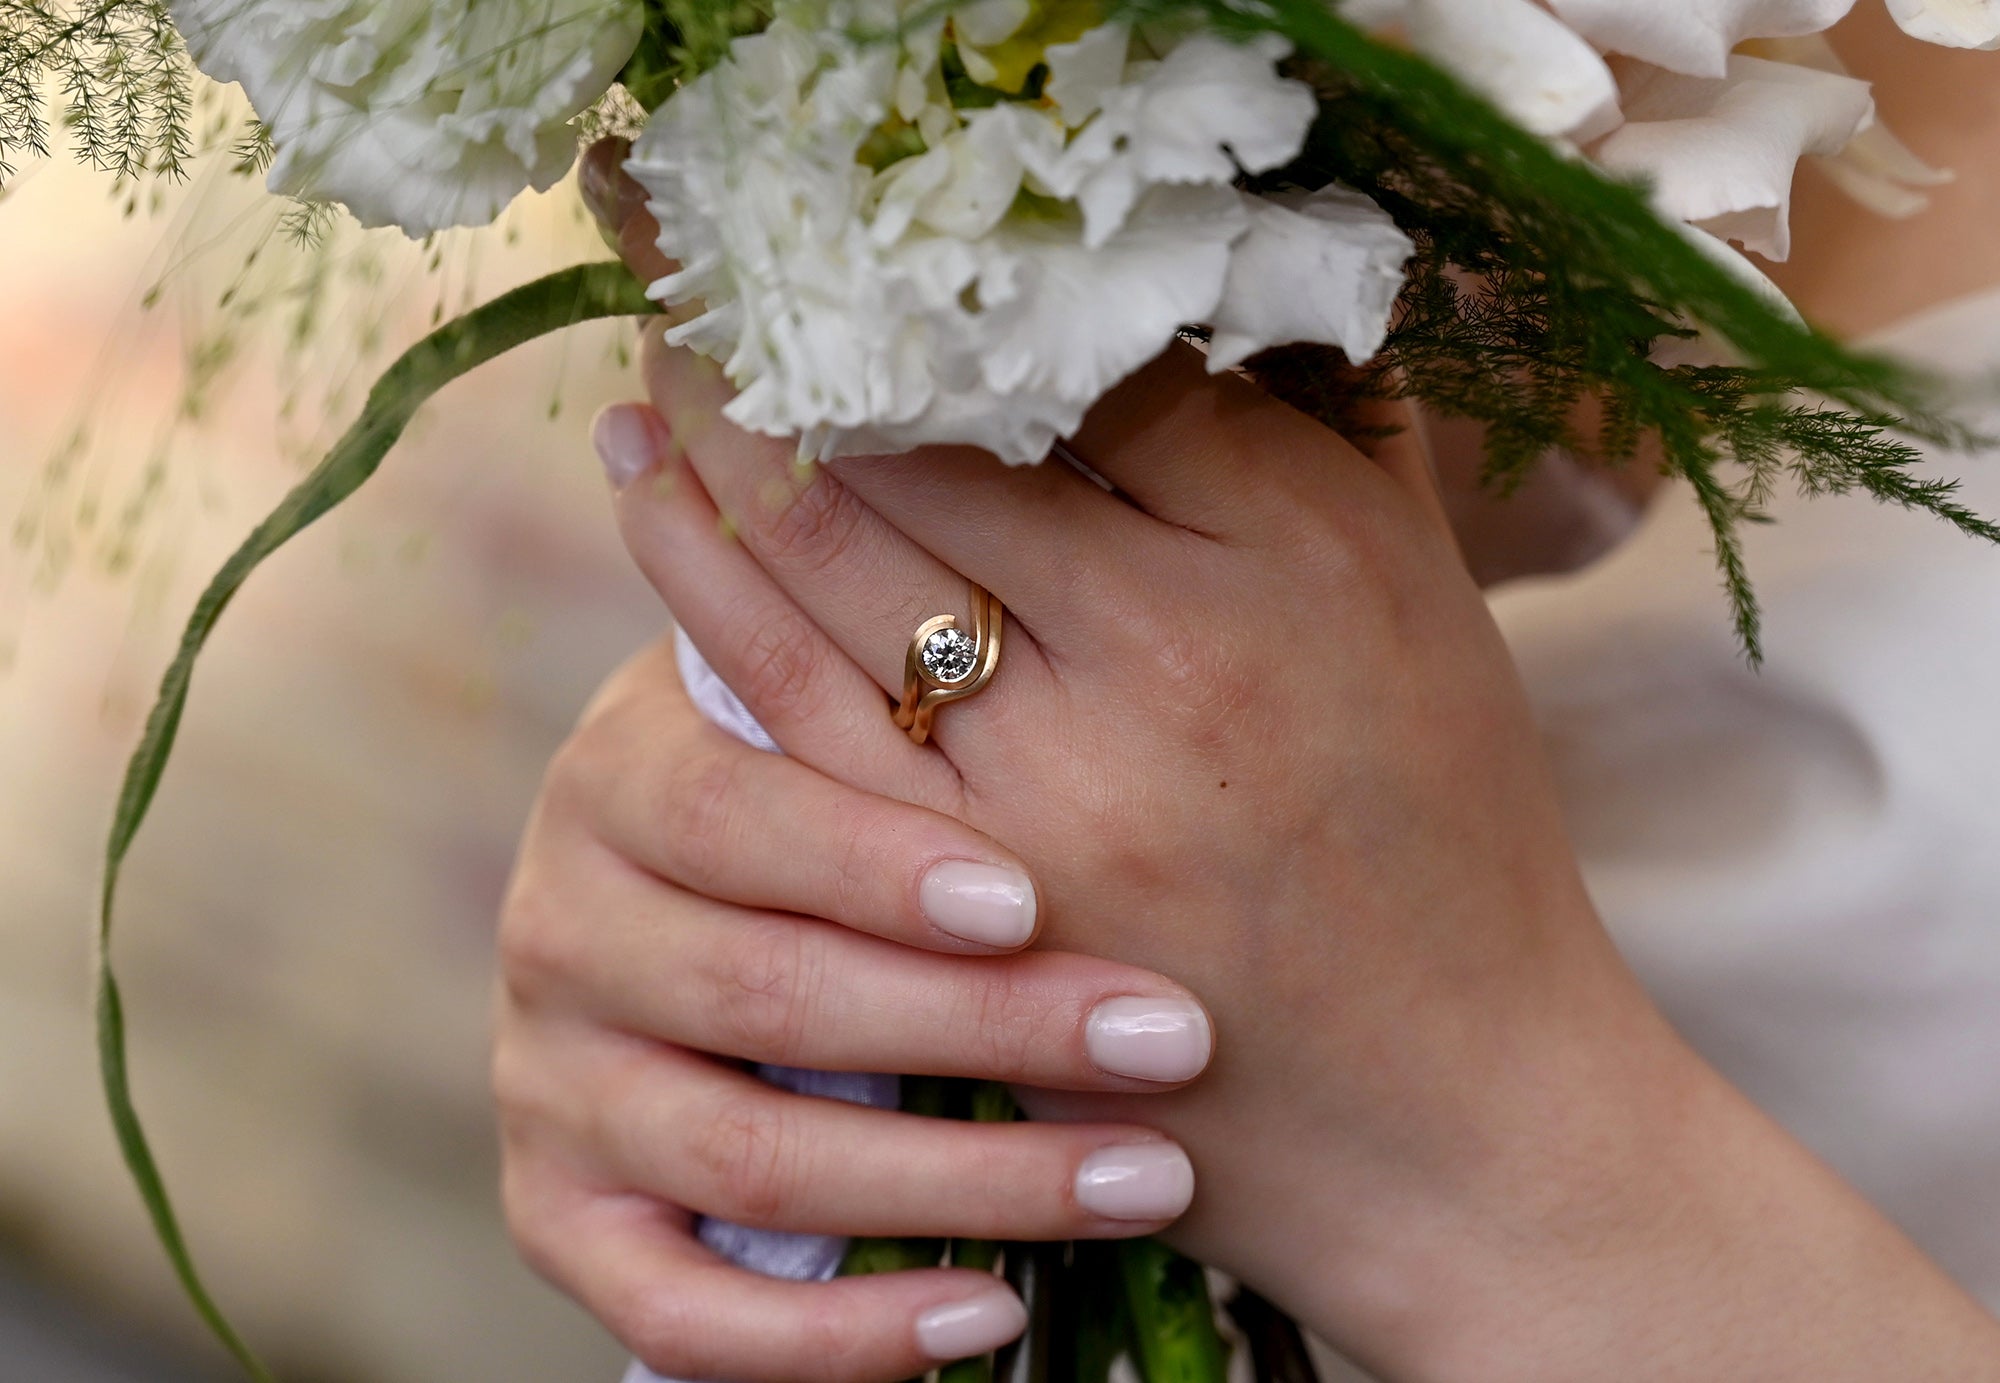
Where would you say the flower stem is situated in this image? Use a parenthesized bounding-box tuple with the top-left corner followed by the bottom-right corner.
(95, 261, 656, 1383)
(1227, 1287, 1321, 1383)
(1118, 1239, 1230, 1383)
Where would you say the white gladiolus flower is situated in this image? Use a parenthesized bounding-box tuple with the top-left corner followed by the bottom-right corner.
(1347, 0, 1621, 137)
(1545, 0, 1856, 77)
(1751, 33, 1955, 215)
(627, 3, 1411, 464)
(1886, 0, 2000, 47)
(1540, 0, 1999, 71)
(1592, 54, 1874, 259)
(171, 0, 643, 234)
(1382, 0, 1975, 266)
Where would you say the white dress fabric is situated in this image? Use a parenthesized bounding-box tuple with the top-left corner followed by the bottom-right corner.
(1493, 286, 2000, 1314)
(655, 291, 2000, 1383)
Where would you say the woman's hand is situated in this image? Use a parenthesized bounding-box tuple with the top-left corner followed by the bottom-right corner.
(588, 340, 2000, 1380)
(550, 142, 2000, 1380)
(494, 640, 1217, 1382)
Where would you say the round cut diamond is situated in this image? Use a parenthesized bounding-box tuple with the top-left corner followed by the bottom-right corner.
(920, 627, 978, 682)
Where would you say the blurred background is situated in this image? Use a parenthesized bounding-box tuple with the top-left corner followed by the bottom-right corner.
(1, 119, 663, 1382)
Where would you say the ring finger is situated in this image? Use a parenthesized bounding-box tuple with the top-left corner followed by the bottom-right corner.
(638, 330, 1022, 701)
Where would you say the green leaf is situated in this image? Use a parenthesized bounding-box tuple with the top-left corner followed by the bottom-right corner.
(96, 261, 657, 1382)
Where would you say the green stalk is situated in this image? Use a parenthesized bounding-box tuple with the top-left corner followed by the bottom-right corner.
(1071, 1242, 1130, 1383)
(1226, 1288, 1321, 1383)
(933, 1080, 1020, 1383)
(96, 262, 656, 1382)
(1118, 1240, 1229, 1383)
(993, 1244, 1062, 1383)
(841, 1235, 948, 1276)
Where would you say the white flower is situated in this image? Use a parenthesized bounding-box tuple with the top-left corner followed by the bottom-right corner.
(1348, 0, 1621, 138)
(1591, 54, 1874, 259)
(1545, 0, 1856, 77)
(628, 5, 1411, 464)
(171, 0, 643, 234)
(1207, 188, 1413, 371)
(1886, 0, 2000, 47)
(1541, 0, 2000, 72)
(1646, 215, 1806, 366)
(1372, 0, 1977, 260)
(1751, 33, 1954, 215)
(1033, 30, 1318, 246)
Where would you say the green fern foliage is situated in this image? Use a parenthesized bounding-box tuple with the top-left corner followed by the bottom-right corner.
(1, 1, 194, 184)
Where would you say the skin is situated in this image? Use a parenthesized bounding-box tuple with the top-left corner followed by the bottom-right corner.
(497, 17, 2000, 1382)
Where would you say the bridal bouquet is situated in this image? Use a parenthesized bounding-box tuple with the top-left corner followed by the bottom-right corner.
(10, 0, 2000, 1378)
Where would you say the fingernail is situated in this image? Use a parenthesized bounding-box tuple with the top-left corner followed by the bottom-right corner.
(920, 860, 1037, 947)
(1085, 997, 1212, 1083)
(579, 136, 645, 241)
(915, 1287, 1028, 1361)
(593, 403, 665, 490)
(1074, 1142, 1196, 1222)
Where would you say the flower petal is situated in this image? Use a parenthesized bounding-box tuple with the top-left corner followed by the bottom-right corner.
(1368, 0, 1622, 137)
(1206, 188, 1413, 373)
(1885, 0, 2000, 47)
(1750, 34, 1954, 217)
(1592, 54, 1873, 259)
(171, 0, 642, 234)
(1042, 22, 1130, 128)
(1044, 32, 1317, 246)
(815, 186, 1250, 462)
(1648, 220, 1804, 366)
(1546, 0, 1856, 77)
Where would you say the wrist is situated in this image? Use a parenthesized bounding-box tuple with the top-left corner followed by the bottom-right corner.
(1287, 961, 1711, 1378)
(1274, 962, 2000, 1381)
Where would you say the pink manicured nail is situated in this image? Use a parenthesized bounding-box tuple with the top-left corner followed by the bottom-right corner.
(592, 403, 665, 490)
(920, 860, 1037, 947)
(1085, 997, 1212, 1083)
(915, 1287, 1028, 1361)
(1075, 1142, 1196, 1222)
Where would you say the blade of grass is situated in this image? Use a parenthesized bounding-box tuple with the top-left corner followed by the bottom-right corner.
(96, 261, 656, 1382)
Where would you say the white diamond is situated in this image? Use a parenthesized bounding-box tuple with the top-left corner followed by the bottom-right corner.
(920, 627, 978, 682)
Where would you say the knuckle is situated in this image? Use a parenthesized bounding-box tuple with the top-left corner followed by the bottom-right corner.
(537, 731, 591, 814)
(826, 805, 886, 931)
(967, 970, 1063, 1082)
(487, 1027, 539, 1124)
(687, 1090, 800, 1227)
(657, 746, 744, 889)
(1156, 625, 1261, 759)
(1101, 597, 1261, 768)
(625, 1289, 728, 1382)
(494, 1142, 572, 1287)
(496, 1165, 555, 1279)
(496, 877, 573, 1009)
(707, 916, 817, 1062)
(792, 1297, 878, 1382)
(734, 607, 831, 726)
(1294, 498, 1393, 596)
(758, 469, 867, 574)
